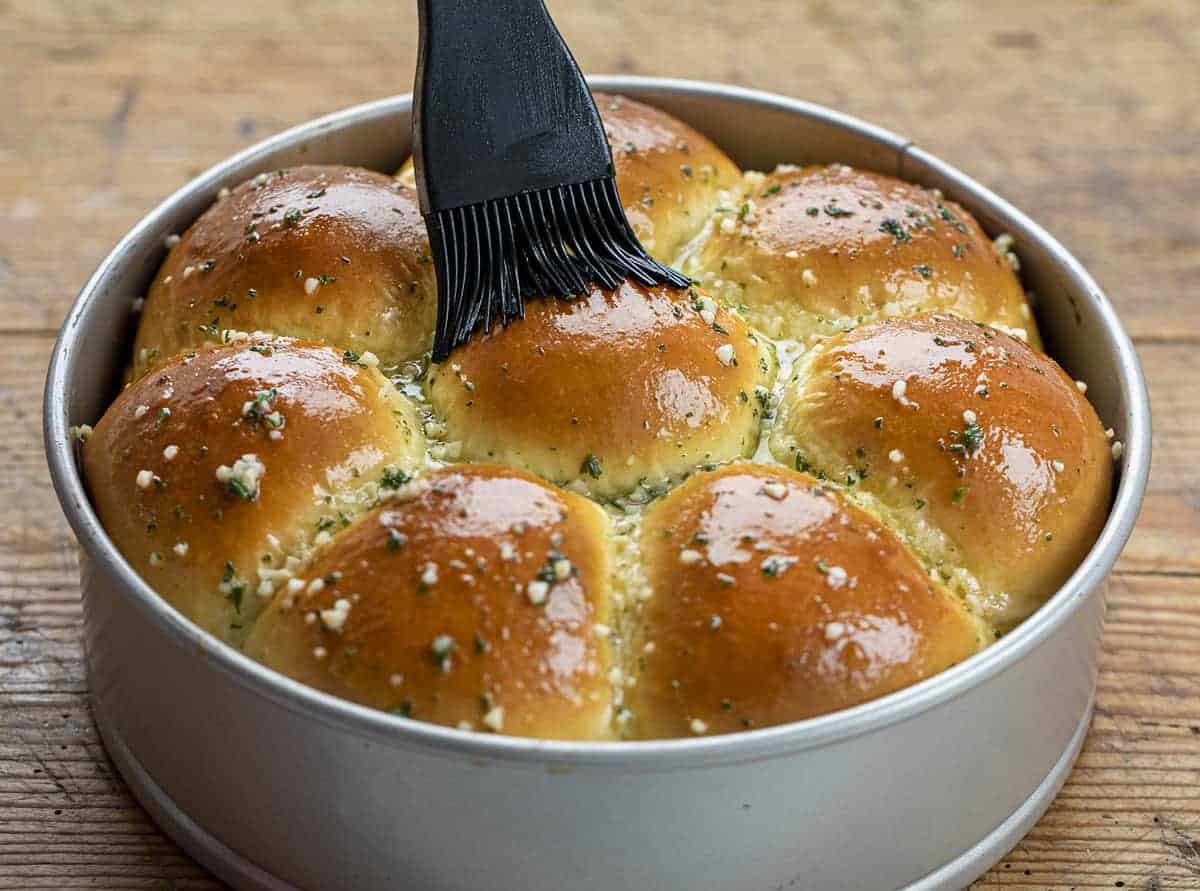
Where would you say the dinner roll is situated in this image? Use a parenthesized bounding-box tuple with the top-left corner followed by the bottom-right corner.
(628, 465, 985, 738)
(83, 336, 425, 641)
(772, 312, 1112, 628)
(428, 280, 774, 499)
(130, 165, 436, 380)
(684, 164, 1039, 347)
(245, 465, 615, 740)
(596, 92, 741, 264)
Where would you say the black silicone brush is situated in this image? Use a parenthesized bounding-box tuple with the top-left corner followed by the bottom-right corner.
(413, 0, 689, 361)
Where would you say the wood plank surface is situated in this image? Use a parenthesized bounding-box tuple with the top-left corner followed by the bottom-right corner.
(1, 0, 1197, 888)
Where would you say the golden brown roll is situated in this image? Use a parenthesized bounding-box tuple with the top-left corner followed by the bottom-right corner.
(130, 165, 436, 379)
(771, 312, 1112, 628)
(245, 464, 615, 740)
(627, 465, 985, 738)
(596, 92, 741, 263)
(683, 164, 1039, 347)
(83, 336, 425, 641)
(428, 280, 774, 499)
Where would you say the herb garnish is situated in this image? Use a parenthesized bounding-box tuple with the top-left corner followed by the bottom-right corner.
(581, 454, 603, 478)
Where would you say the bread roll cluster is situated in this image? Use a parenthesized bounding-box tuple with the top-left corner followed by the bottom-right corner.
(81, 94, 1114, 740)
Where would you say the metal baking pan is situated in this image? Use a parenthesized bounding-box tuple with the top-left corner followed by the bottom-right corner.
(44, 76, 1151, 891)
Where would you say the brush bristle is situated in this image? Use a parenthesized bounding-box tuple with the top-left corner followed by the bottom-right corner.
(424, 177, 690, 361)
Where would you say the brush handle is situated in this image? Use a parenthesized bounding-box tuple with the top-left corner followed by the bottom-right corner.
(413, 0, 612, 213)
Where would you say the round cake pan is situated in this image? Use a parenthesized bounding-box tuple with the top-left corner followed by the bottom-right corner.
(44, 76, 1151, 891)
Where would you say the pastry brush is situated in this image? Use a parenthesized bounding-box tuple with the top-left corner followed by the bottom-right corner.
(413, 0, 689, 361)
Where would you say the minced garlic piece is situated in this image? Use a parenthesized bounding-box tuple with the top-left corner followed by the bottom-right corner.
(215, 454, 265, 500)
(824, 621, 846, 641)
(319, 598, 352, 633)
(526, 579, 549, 605)
(482, 706, 505, 732)
(825, 566, 848, 589)
(762, 482, 787, 500)
(420, 563, 438, 587)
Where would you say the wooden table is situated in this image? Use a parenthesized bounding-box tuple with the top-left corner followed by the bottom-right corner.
(2, 1, 1197, 887)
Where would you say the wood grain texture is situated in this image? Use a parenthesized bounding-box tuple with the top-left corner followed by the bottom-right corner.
(1, 0, 1196, 888)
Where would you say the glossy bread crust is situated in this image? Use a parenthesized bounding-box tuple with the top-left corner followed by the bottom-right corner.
(685, 164, 1039, 347)
(595, 92, 741, 263)
(83, 336, 424, 641)
(131, 165, 437, 379)
(772, 312, 1112, 627)
(245, 465, 615, 740)
(629, 466, 984, 738)
(428, 279, 774, 498)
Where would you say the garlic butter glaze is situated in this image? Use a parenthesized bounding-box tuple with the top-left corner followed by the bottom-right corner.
(247, 465, 614, 740)
(687, 164, 1039, 348)
(80, 92, 1117, 739)
(772, 313, 1112, 629)
(631, 465, 985, 739)
(597, 91, 741, 263)
(83, 336, 424, 641)
(131, 165, 437, 380)
(429, 278, 773, 499)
